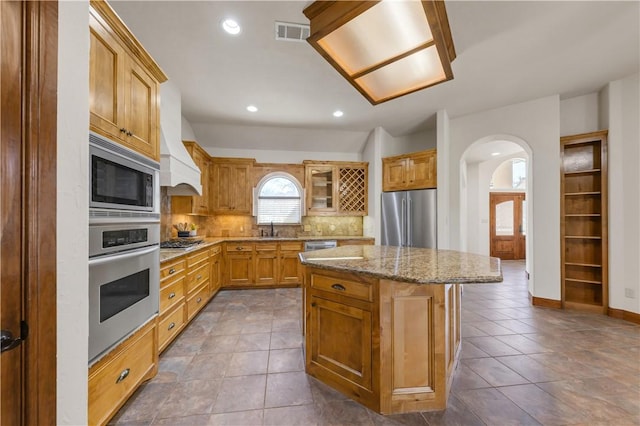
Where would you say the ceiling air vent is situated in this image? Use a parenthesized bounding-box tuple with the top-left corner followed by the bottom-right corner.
(275, 21, 310, 42)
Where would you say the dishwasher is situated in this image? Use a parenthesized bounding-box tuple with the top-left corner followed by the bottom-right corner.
(304, 240, 337, 251)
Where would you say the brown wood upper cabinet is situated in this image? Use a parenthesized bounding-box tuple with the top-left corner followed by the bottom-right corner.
(89, 1, 167, 161)
(382, 149, 437, 191)
(211, 158, 254, 215)
(304, 161, 368, 216)
(172, 142, 211, 215)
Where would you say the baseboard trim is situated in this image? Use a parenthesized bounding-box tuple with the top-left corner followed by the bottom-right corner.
(529, 293, 562, 309)
(527, 292, 640, 324)
(607, 308, 640, 325)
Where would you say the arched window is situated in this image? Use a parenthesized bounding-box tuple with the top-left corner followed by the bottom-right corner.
(255, 173, 303, 224)
(490, 158, 527, 190)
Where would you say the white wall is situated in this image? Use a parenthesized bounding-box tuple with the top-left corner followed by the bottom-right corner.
(605, 73, 640, 314)
(181, 115, 197, 141)
(560, 92, 600, 136)
(383, 127, 437, 157)
(201, 147, 362, 163)
(448, 96, 560, 300)
(191, 122, 369, 158)
(57, 1, 89, 424)
(436, 109, 451, 249)
(362, 128, 383, 241)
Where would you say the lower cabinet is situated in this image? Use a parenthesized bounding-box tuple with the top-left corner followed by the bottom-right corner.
(279, 242, 304, 285)
(225, 244, 254, 286)
(158, 256, 187, 352)
(305, 269, 378, 410)
(210, 245, 222, 296)
(88, 318, 158, 426)
(255, 243, 278, 286)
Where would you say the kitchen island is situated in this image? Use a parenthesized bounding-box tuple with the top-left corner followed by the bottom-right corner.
(299, 245, 502, 414)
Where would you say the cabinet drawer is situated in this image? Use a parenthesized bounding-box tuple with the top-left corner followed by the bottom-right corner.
(187, 284, 208, 321)
(187, 262, 210, 294)
(280, 242, 303, 251)
(160, 258, 186, 282)
(159, 276, 185, 314)
(310, 274, 372, 302)
(210, 244, 222, 256)
(226, 243, 253, 253)
(187, 248, 210, 267)
(158, 304, 186, 352)
(88, 320, 156, 426)
(255, 243, 278, 252)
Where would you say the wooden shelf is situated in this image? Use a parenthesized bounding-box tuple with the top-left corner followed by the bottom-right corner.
(564, 191, 601, 196)
(565, 278, 602, 285)
(564, 262, 602, 268)
(560, 130, 608, 313)
(564, 235, 601, 240)
(564, 169, 601, 175)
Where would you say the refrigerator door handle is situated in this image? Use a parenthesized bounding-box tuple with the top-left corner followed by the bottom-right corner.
(407, 197, 412, 247)
(401, 198, 407, 247)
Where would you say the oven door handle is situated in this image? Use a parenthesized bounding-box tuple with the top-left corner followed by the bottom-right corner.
(89, 245, 159, 266)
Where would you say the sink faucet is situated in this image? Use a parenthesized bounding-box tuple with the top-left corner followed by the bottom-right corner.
(270, 221, 274, 237)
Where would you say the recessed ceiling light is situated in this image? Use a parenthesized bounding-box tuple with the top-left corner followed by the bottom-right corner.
(246, 105, 258, 112)
(222, 19, 241, 35)
(333, 110, 344, 118)
(491, 152, 501, 156)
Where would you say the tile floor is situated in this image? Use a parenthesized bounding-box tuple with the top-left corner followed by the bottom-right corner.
(111, 261, 640, 425)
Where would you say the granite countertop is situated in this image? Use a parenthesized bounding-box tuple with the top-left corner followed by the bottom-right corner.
(298, 245, 502, 284)
(159, 236, 374, 263)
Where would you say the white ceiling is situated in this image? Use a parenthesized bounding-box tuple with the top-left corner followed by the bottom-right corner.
(110, 1, 639, 152)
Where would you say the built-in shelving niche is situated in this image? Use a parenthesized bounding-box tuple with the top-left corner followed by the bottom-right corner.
(560, 130, 608, 313)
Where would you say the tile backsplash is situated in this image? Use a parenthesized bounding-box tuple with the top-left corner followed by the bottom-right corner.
(161, 188, 363, 240)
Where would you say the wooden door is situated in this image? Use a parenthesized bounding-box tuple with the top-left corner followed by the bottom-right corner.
(306, 164, 337, 214)
(409, 150, 437, 189)
(226, 254, 253, 286)
(124, 58, 158, 160)
(210, 254, 222, 296)
(307, 295, 373, 391)
(232, 164, 251, 214)
(382, 158, 406, 191)
(490, 193, 526, 260)
(89, 10, 126, 143)
(1, 2, 57, 423)
(212, 163, 233, 212)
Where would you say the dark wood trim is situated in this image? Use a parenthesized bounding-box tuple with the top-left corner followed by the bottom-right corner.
(607, 308, 640, 325)
(23, 1, 58, 423)
(529, 293, 562, 309)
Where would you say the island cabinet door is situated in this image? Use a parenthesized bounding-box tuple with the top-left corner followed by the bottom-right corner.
(307, 295, 373, 394)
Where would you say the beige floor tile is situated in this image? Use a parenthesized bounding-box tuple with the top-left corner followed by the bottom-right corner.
(212, 375, 266, 414)
(113, 260, 640, 426)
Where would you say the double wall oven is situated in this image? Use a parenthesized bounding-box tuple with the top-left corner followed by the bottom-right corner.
(89, 132, 160, 362)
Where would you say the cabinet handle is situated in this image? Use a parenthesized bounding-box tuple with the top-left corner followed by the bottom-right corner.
(127, 131, 133, 137)
(236, 247, 243, 251)
(115, 368, 130, 384)
(168, 292, 176, 299)
(196, 297, 202, 303)
(331, 283, 346, 291)
(168, 322, 176, 330)
(311, 302, 317, 307)
(197, 274, 202, 280)
(119, 128, 126, 133)
(169, 268, 175, 274)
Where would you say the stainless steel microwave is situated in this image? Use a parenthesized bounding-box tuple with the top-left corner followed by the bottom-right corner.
(89, 132, 160, 216)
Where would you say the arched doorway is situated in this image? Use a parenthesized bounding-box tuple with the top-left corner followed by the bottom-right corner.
(489, 157, 527, 260)
(459, 135, 532, 271)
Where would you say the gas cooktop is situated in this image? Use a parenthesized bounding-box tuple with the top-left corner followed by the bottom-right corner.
(160, 239, 204, 250)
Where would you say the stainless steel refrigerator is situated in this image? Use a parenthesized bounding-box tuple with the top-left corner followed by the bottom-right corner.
(381, 189, 437, 248)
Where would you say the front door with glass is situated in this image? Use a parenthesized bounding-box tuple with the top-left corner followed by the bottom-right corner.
(490, 192, 526, 260)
